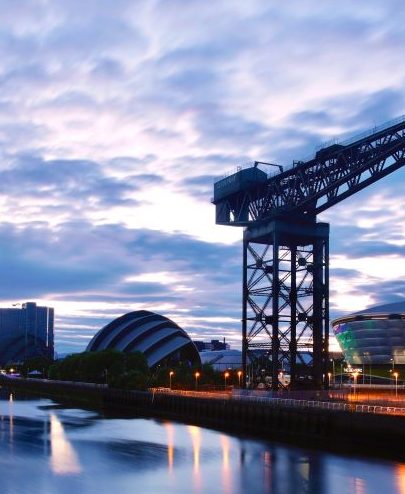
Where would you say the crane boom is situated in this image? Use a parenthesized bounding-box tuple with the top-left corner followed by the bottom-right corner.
(213, 116, 405, 225)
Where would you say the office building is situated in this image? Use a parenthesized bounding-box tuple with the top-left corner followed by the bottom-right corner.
(0, 302, 54, 364)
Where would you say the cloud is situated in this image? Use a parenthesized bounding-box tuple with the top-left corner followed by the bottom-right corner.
(0, 218, 242, 351)
(0, 155, 143, 228)
(0, 0, 404, 354)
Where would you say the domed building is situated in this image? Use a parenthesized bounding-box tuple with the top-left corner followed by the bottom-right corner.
(86, 310, 201, 369)
(332, 301, 405, 365)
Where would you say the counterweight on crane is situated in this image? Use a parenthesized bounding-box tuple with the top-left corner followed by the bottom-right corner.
(212, 116, 405, 390)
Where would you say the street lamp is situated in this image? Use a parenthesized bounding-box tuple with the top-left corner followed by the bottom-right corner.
(330, 359, 335, 385)
(393, 372, 399, 398)
(195, 371, 200, 390)
(353, 371, 358, 395)
(237, 370, 242, 388)
(224, 371, 230, 389)
(328, 372, 332, 387)
(364, 351, 371, 384)
(169, 371, 174, 390)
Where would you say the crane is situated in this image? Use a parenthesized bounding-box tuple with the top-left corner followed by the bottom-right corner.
(212, 116, 405, 390)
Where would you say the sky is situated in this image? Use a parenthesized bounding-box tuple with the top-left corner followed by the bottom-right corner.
(0, 0, 404, 354)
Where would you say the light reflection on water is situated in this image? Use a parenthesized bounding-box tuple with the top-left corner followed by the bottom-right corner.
(0, 392, 403, 494)
(397, 464, 405, 494)
(50, 413, 81, 475)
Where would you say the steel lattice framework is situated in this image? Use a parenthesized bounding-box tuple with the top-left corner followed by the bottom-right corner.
(212, 116, 405, 389)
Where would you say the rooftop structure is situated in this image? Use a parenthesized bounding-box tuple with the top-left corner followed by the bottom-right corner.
(200, 349, 242, 371)
(193, 339, 230, 352)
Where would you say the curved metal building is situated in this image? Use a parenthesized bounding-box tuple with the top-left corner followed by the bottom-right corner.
(86, 310, 201, 368)
(332, 302, 405, 365)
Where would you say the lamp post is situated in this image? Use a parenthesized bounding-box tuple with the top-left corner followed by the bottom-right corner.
(224, 371, 229, 389)
(364, 352, 371, 384)
(328, 372, 332, 388)
(195, 371, 200, 390)
(237, 370, 242, 388)
(329, 358, 335, 386)
(393, 372, 399, 398)
(353, 371, 358, 396)
(169, 371, 174, 390)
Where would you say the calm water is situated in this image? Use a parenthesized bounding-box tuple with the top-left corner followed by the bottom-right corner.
(0, 391, 404, 494)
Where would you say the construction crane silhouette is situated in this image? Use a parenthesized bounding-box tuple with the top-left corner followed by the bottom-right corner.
(212, 116, 405, 390)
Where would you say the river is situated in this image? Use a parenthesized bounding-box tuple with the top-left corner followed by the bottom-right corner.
(0, 390, 404, 494)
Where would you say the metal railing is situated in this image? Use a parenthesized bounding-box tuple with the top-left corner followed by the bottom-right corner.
(4, 377, 405, 417)
(213, 114, 405, 185)
(151, 388, 405, 416)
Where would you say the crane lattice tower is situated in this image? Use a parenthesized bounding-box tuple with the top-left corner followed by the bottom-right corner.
(212, 116, 405, 390)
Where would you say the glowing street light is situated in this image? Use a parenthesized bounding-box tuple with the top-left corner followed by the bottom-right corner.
(195, 371, 200, 390)
(393, 372, 399, 398)
(327, 372, 332, 387)
(237, 370, 242, 388)
(330, 359, 335, 385)
(352, 371, 358, 395)
(169, 371, 174, 390)
(224, 371, 230, 389)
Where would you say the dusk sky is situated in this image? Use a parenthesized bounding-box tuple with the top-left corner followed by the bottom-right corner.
(1, 0, 404, 354)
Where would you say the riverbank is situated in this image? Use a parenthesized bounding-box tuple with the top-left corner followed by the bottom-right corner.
(2, 376, 405, 461)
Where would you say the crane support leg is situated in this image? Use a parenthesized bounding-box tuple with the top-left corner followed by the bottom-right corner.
(242, 220, 329, 390)
(242, 239, 248, 388)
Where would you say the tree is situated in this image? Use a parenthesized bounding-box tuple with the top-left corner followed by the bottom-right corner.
(48, 350, 150, 390)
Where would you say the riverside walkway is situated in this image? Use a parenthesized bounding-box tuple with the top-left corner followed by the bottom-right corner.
(152, 387, 405, 416)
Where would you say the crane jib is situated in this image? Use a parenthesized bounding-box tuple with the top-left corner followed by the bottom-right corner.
(213, 118, 405, 225)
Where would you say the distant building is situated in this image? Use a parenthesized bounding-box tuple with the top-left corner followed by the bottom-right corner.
(0, 302, 54, 364)
(193, 339, 230, 352)
(199, 349, 241, 371)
